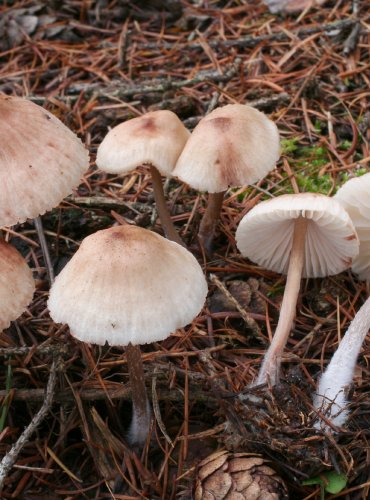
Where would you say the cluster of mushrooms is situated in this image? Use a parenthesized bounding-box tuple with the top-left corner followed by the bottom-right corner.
(1, 94, 369, 448)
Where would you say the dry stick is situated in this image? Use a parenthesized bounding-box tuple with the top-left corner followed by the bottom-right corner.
(0, 357, 58, 490)
(125, 343, 151, 447)
(34, 216, 55, 284)
(255, 217, 308, 387)
(198, 191, 225, 255)
(149, 165, 185, 247)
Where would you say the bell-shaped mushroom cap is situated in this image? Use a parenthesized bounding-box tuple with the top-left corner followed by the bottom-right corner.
(335, 173, 370, 280)
(172, 104, 280, 193)
(236, 193, 359, 278)
(96, 110, 190, 177)
(48, 225, 208, 346)
(0, 240, 35, 331)
(0, 95, 89, 227)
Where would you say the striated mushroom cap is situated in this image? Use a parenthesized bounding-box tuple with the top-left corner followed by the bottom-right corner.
(173, 104, 280, 193)
(236, 193, 359, 278)
(0, 95, 89, 226)
(335, 173, 370, 281)
(48, 225, 208, 346)
(96, 110, 190, 177)
(0, 240, 35, 331)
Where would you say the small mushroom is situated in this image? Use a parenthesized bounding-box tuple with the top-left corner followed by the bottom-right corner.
(0, 94, 90, 283)
(0, 95, 89, 226)
(96, 110, 190, 246)
(173, 104, 280, 253)
(313, 295, 370, 429)
(236, 193, 359, 386)
(335, 172, 370, 280)
(0, 239, 35, 331)
(48, 224, 208, 446)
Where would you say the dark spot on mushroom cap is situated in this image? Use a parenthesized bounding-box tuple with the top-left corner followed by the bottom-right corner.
(44, 113, 51, 120)
(47, 142, 56, 148)
(209, 116, 232, 131)
(133, 116, 158, 136)
(345, 233, 357, 241)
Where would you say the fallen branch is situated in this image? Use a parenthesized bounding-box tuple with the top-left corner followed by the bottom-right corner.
(0, 357, 59, 490)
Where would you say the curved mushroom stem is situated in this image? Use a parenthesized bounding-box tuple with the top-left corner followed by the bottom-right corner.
(313, 295, 370, 429)
(34, 216, 55, 284)
(198, 191, 225, 255)
(125, 343, 151, 447)
(255, 216, 308, 387)
(149, 165, 185, 247)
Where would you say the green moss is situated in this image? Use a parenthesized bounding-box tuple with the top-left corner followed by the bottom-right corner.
(281, 137, 299, 155)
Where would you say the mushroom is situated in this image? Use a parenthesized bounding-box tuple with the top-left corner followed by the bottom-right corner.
(48, 224, 208, 446)
(235, 193, 359, 386)
(0, 94, 90, 282)
(313, 295, 370, 429)
(0, 239, 35, 331)
(335, 172, 370, 280)
(173, 104, 280, 253)
(96, 110, 190, 246)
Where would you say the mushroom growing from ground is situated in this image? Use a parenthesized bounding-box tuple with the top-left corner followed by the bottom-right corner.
(0, 94, 90, 282)
(48, 224, 208, 446)
(313, 295, 370, 429)
(335, 172, 370, 281)
(235, 193, 359, 386)
(96, 110, 190, 246)
(173, 104, 280, 253)
(0, 239, 35, 331)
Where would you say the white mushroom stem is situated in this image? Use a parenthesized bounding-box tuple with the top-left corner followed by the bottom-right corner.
(149, 165, 185, 247)
(198, 191, 225, 254)
(125, 343, 151, 447)
(313, 295, 370, 429)
(255, 216, 308, 386)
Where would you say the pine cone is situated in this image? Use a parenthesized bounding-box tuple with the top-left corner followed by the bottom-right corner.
(194, 450, 288, 500)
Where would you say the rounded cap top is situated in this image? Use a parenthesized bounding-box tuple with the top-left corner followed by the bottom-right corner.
(173, 104, 280, 193)
(335, 173, 370, 280)
(236, 193, 359, 278)
(0, 95, 90, 226)
(96, 110, 190, 177)
(48, 225, 208, 346)
(0, 240, 35, 331)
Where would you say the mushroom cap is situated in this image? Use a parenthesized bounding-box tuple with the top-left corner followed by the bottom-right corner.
(0, 95, 89, 226)
(235, 193, 359, 278)
(48, 225, 208, 346)
(0, 240, 35, 331)
(172, 104, 280, 193)
(96, 110, 190, 177)
(335, 173, 370, 280)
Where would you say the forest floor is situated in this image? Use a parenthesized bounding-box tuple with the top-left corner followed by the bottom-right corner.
(0, 0, 369, 498)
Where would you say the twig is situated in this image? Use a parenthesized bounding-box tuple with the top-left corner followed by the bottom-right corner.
(28, 59, 242, 101)
(136, 19, 356, 51)
(210, 274, 263, 340)
(0, 357, 59, 490)
(0, 343, 69, 357)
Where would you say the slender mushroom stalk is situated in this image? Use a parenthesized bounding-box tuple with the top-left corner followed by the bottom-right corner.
(313, 296, 370, 429)
(34, 216, 55, 284)
(125, 343, 151, 446)
(198, 191, 225, 254)
(236, 193, 359, 388)
(149, 164, 185, 247)
(255, 217, 308, 386)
